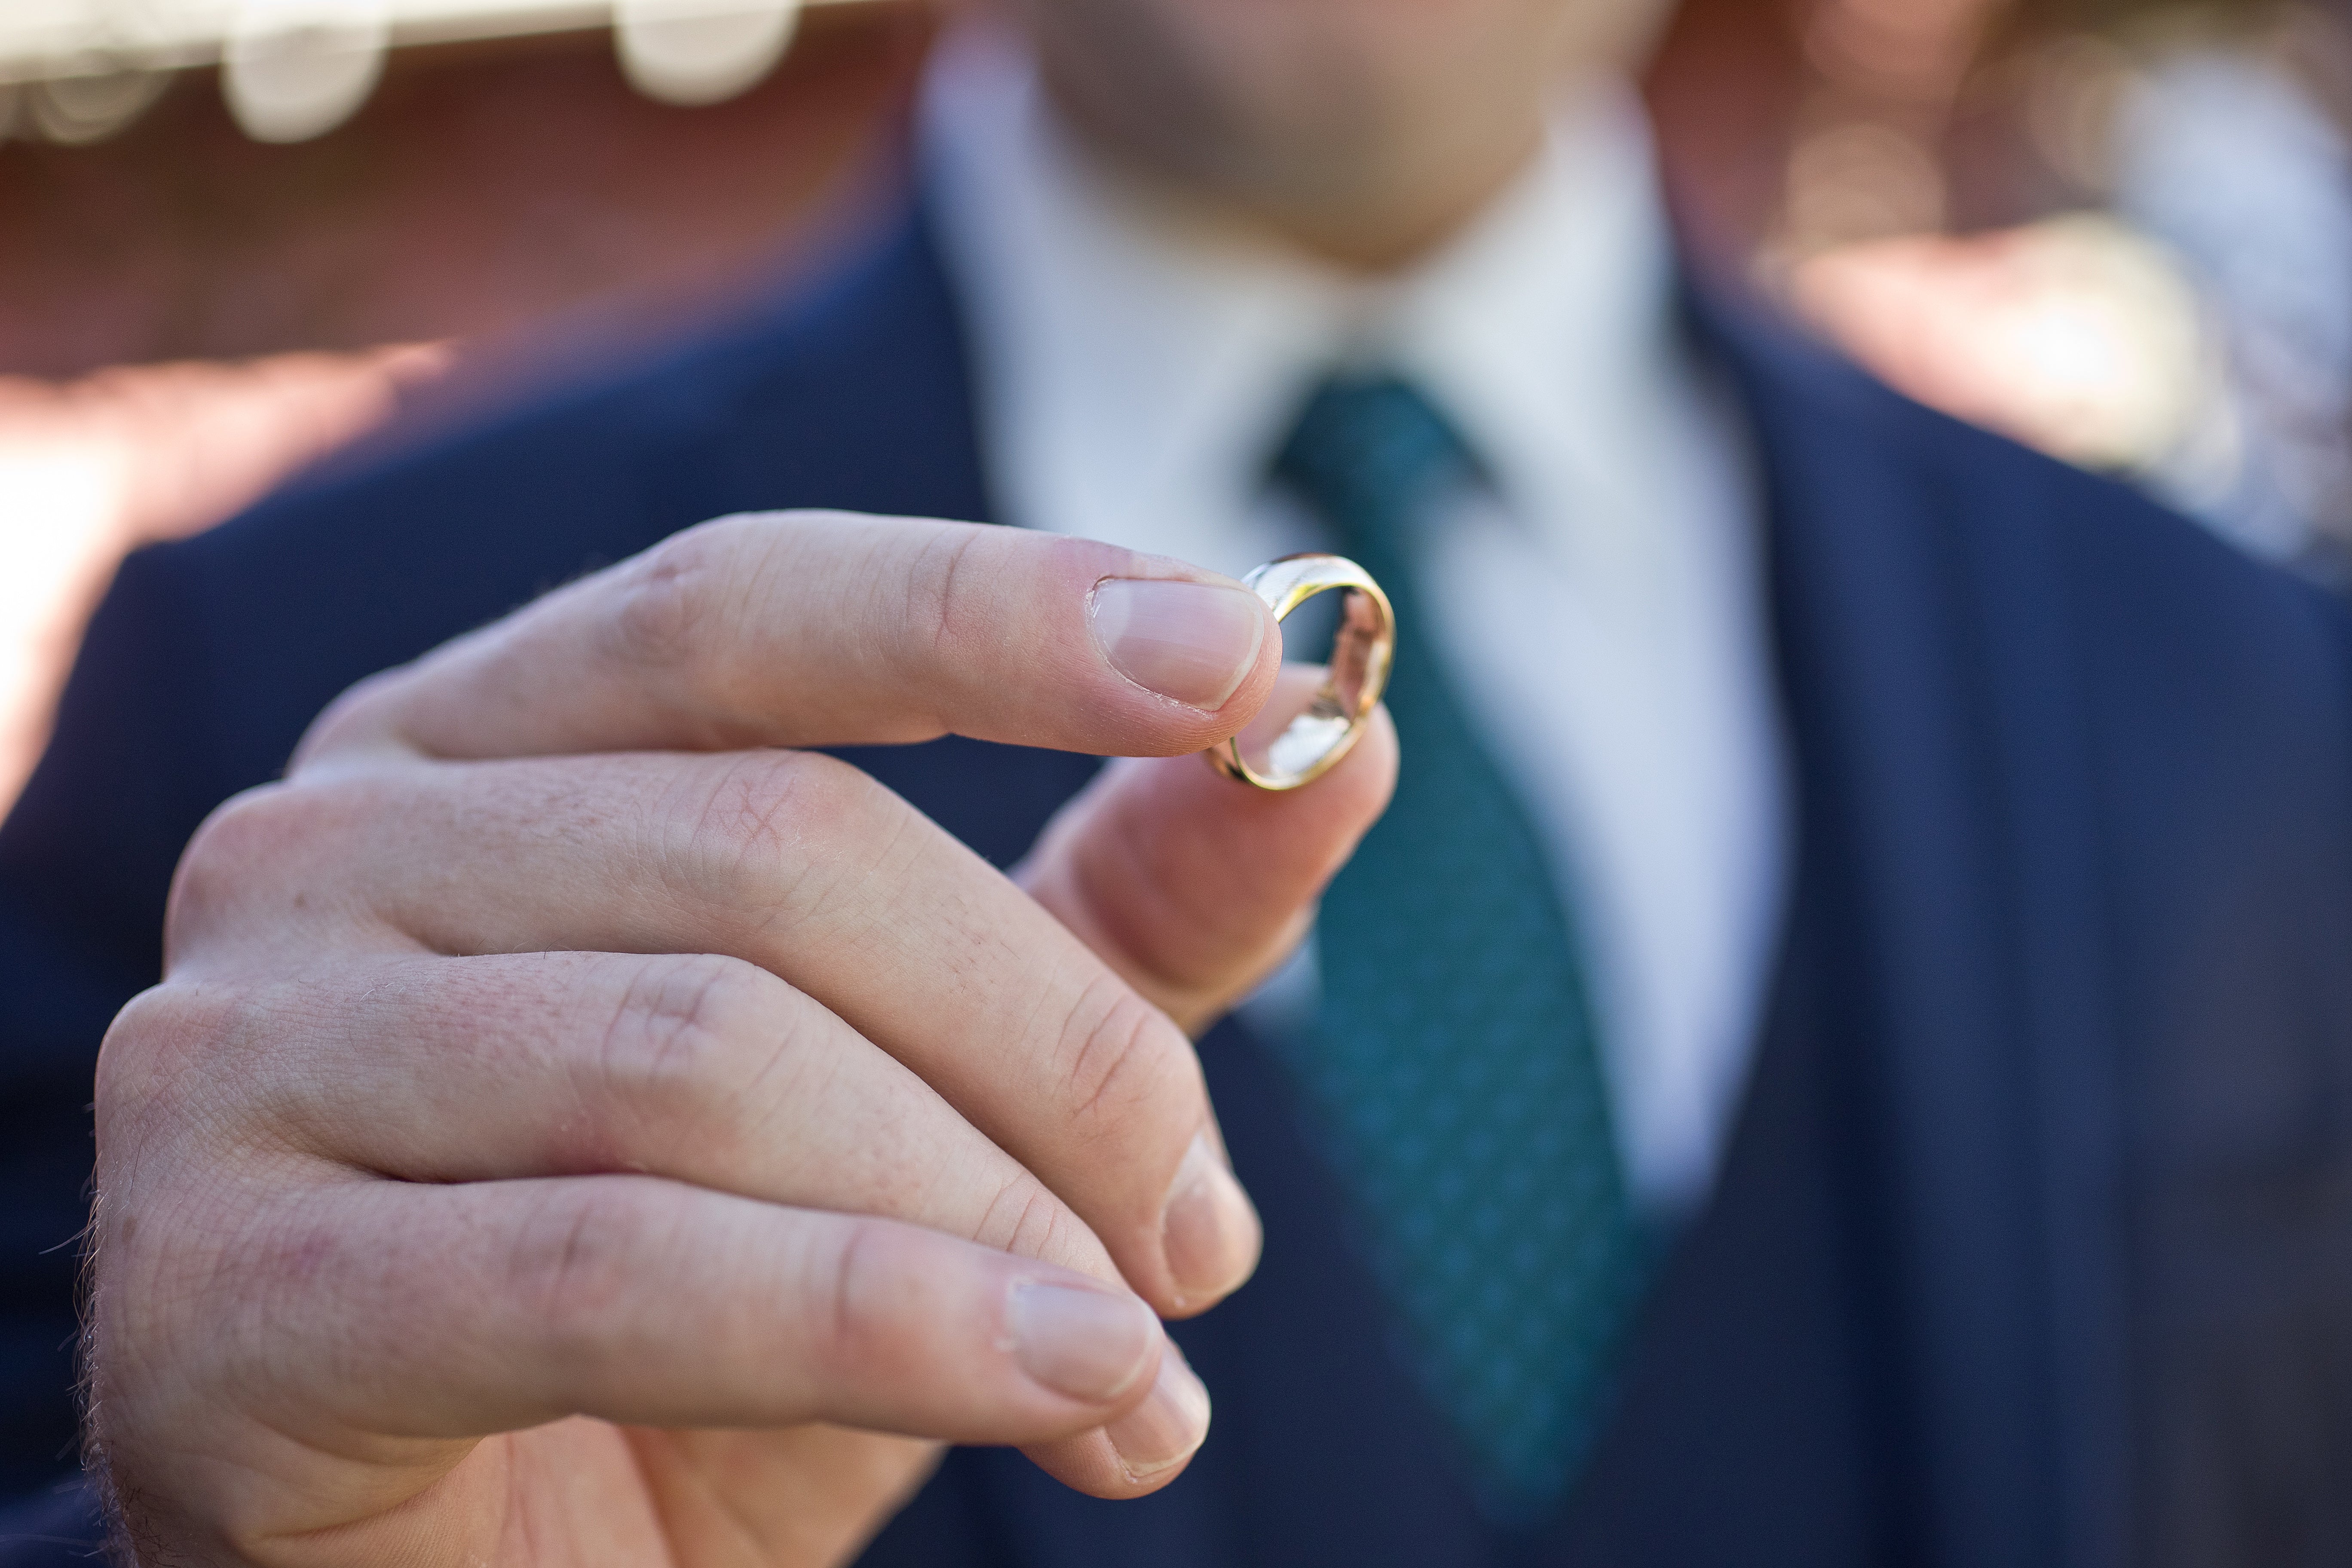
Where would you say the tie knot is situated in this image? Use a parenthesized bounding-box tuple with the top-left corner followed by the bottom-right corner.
(1270, 374, 1475, 550)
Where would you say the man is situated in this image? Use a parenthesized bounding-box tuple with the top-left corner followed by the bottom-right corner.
(5, 0, 2352, 1564)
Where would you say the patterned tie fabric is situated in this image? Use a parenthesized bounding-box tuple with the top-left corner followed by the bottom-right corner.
(1267, 374, 1652, 1519)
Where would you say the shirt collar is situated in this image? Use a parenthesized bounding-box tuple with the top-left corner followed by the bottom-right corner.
(919, 24, 1687, 578)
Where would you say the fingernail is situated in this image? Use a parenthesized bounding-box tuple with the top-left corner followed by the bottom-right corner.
(1107, 1338, 1212, 1481)
(1004, 1281, 1160, 1403)
(1089, 579, 1266, 710)
(1161, 1131, 1262, 1309)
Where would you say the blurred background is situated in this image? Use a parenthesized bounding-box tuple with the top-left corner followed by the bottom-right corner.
(4, 0, 2349, 815)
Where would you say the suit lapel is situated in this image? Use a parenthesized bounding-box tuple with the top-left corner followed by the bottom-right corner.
(1694, 292, 2128, 1568)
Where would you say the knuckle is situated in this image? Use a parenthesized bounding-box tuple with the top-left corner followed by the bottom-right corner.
(606, 510, 885, 710)
(902, 523, 991, 674)
(608, 522, 732, 674)
(92, 986, 327, 1299)
(511, 1182, 662, 1367)
(291, 664, 410, 763)
(168, 784, 297, 937)
(97, 985, 205, 1086)
(591, 953, 809, 1162)
(1057, 979, 1198, 1151)
(166, 776, 386, 957)
(972, 1171, 1088, 1268)
(669, 750, 895, 923)
(95, 982, 253, 1145)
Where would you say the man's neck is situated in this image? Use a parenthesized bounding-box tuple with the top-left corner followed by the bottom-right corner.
(1032, 75, 1557, 276)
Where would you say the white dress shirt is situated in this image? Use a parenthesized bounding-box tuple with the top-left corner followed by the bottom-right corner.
(921, 29, 1789, 1216)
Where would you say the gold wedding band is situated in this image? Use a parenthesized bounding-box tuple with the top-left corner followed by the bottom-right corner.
(1210, 553, 1395, 792)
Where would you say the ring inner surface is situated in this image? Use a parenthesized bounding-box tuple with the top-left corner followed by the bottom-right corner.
(1235, 584, 1380, 784)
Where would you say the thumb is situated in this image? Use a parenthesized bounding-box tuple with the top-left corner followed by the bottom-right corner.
(1017, 689, 1398, 1036)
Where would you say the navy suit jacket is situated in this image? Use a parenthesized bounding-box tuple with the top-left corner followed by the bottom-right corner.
(6, 207, 2352, 1568)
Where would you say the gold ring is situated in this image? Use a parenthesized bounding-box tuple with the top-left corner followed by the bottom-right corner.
(1210, 553, 1395, 792)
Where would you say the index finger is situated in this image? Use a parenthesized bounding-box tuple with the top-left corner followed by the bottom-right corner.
(297, 511, 1280, 766)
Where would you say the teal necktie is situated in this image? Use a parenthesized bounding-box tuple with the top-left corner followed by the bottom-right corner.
(1268, 374, 1652, 1518)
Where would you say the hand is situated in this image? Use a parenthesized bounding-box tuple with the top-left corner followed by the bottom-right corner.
(84, 512, 1396, 1567)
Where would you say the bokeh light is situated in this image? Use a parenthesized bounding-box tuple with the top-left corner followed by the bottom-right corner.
(224, 0, 391, 143)
(616, 0, 799, 107)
